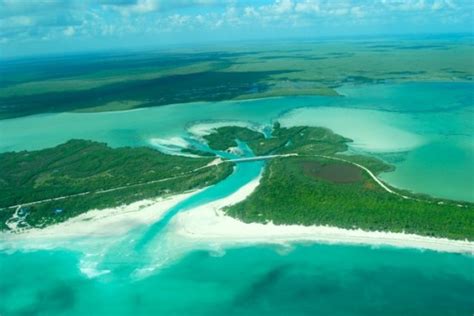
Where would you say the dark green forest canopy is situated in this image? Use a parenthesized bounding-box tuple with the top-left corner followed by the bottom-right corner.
(0, 140, 233, 229)
(205, 123, 361, 158)
(203, 124, 474, 240)
(226, 156, 474, 240)
(0, 71, 286, 119)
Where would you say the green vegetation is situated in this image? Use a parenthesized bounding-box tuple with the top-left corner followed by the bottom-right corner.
(0, 140, 233, 230)
(227, 156, 474, 240)
(1, 123, 473, 240)
(0, 71, 285, 119)
(1, 40, 473, 119)
(203, 124, 474, 240)
(180, 148, 216, 157)
(204, 123, 355, 157)
(203, 126, 265, 152)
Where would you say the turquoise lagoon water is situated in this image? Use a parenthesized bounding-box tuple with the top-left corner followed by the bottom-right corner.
(1, 82, 473, 315)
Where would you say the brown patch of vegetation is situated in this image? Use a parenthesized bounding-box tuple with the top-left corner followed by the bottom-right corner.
(364, 181, 376, 190)
(301, 161, 362, 184)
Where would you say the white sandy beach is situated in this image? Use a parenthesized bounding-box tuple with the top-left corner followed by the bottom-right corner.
(1, 177, 473, 255)
(0, 190, 201, 245)
(168, 175, 474, 255)
(187, 120, 265, 139)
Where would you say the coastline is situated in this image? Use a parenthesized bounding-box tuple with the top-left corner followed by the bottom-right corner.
(169, 175, 474, 255)
(1, 178, 473, 255)
(0, 190, 203, 249)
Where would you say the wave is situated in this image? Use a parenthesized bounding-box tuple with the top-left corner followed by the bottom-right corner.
(79, 255, 111, 279)
(148, 136, 198, 157)
(187, 120, 265, 138)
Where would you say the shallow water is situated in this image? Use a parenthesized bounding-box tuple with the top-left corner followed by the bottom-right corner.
(135, 161, 264, 250)
(1, 245, 473, 316)
(1, 82, 473, 315)
(380, 139, 474, 201)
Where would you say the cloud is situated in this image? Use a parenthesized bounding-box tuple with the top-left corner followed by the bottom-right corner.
(351, 6, 365, 18)
(431, 0, 456, 10)
(271, 0, 294, 14)
(0, 0, 471, 53)
(102, 0, 223, 16)
(104, 0, 159, 15)
(244, 6, 260, 17)
(0, 16, 34, 28)
(295, 0, 320, 14)
(380, 0, 427, 11)
(63, 26, 76, 36)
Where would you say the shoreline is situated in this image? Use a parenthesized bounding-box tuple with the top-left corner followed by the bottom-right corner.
(1, 178, 473, 255)
(169, 175, 474, 255)
(0, 190, 203, 249)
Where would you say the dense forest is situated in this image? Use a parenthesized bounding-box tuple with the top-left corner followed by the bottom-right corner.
(226, 156, 474, 240)
(207, 125, 474, 240)
(0, 140, 233, 229)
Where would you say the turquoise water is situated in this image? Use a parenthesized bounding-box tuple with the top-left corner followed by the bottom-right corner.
(1, 245, 473, 315)
(380, 140, 474, 201)
(336, 82, 473, 113)
(135, 160, 264, 250)
(1, 82, 473, 315)
(1, 82, 472, 151)
(94, 157, 265, 279)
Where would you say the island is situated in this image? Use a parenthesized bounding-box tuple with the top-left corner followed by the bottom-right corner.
(1, 124, 473, 241)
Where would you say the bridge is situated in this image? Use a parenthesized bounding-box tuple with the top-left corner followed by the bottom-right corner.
(227, 153, 298, 163)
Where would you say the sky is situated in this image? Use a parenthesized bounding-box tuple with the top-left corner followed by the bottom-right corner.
(0, 0, 473, 58)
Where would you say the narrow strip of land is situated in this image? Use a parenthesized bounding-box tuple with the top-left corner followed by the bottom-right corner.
(2, 159, 225, 210)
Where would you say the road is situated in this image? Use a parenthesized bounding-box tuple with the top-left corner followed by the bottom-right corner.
(228, 153, 298, 163)
(2, 151, 437, 211)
